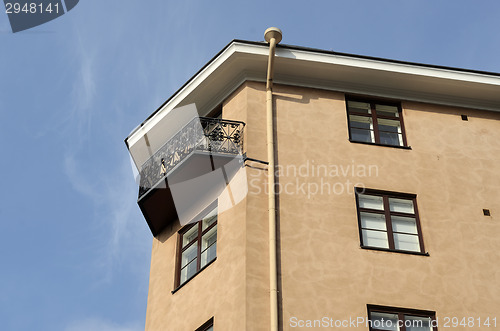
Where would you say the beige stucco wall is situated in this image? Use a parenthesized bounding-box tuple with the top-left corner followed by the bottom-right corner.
(145, 81, 500, 330)
(144, 195, 248, 331)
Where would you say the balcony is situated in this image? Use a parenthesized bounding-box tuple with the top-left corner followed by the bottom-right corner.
(137, 117, 245, 236)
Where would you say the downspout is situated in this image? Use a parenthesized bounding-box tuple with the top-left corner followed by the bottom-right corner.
(264, 27, 282, 331)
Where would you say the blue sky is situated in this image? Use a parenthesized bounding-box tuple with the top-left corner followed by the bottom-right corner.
(1, 1, 499, 330)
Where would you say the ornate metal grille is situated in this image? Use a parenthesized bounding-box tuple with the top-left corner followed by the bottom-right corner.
(138, 117, 245, 198)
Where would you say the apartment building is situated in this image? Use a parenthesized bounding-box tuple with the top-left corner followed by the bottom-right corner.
(125, 29, 500, 330)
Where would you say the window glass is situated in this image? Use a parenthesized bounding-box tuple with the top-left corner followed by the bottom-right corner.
(379, 131, 402, 146)
(376, 104, 399, 117)
(349, 115, 373, 129)
(368, 307, 435, 331)
(358, 194, 384, 210)
(362, 229, 389, 249)
(349, 115, 374, 143)
(181, 243, 197, 268)
(180, 243, 198, 283)
(378, 118, 401, 133)
(389, 198, 414, 214)
(202, 207, 218, 230)
(348, 101, 371, 114)
(351, 128, 374, 143)
(391, 216, 418, 234)
(183, 226, 198, 247)
(405, 316, 432, 331)
(393, 233, 420, 252)
(201, 226, 217, 267)
(360, 212, 387, 230)
(377, 118, 402, 147)
(369, 312, 399, 331)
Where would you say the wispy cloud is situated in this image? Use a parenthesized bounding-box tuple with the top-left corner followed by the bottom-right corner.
(68, 31, 98, 145)
(63, 151, 149, 282)
(59, 7, 153, 284)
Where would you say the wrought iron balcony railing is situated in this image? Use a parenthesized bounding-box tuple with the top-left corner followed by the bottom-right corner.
(138, 117, 245, 199)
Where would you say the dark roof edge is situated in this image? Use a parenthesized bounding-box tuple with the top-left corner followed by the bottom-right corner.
(125, 39, 500, 146)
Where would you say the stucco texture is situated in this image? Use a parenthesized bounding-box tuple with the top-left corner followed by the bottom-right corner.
(145, 81, 500, 330)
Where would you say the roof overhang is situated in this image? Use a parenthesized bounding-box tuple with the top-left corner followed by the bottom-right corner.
(126, 40, 500, 168)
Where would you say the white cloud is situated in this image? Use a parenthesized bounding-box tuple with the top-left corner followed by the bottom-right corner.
(63, 151, 150, 282)
(68, 32, 97, 145)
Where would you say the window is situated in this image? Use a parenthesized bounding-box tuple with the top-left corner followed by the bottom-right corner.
(346, 98, 408, 147)
(367, 305, 437, 331)
(355, 189, 426, 254)
(176, 206, 218, 287)
(195, 317, 214, 331)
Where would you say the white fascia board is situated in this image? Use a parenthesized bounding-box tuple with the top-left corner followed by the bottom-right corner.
(276, 47, 500, 86)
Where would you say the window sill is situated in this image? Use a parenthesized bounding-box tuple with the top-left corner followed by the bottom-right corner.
(361, 246, 429, 256)
(349, 140, 412, 150)
(172, 257, 217, 294)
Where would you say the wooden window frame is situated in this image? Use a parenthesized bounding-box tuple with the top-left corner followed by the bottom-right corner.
(367, 305, 438, 331)
(346, 97, 409, 148)
(355, 188, 427, 255)
(174, 204, 218, 290)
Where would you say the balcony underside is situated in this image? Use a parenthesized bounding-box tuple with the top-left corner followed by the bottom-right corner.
(138, 152, 241, 236)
